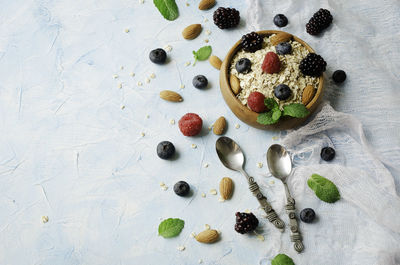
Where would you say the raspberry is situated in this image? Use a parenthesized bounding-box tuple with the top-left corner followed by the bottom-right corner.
(178, 113, 203, 136)
(247, 91, 266, 113)
(261, 52, 281, 74)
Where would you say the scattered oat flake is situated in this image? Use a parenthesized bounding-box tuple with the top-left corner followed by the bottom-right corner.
(205, 29, 211, 35)
(124, 28, 130, 33)
(257, 162, 263, 168)
(146, 114, 150, 119)
(185, 2, 189, 6)
(117, 82, 122, 89)
(42, 216, 49, 223)
(204, 18, 209, 23)
(185, 61, 191, 66)
(159, 182, 165, 187)
(137, 81, 143, 86)
(145, 78, 150, 83)
(199, 259, 203, 264)
(191, 144, 197, 149)
(150, 73, 156, 79)
(113, 74, 119, 79)
(121, 105, 125, 110)
(129, 72, 135, 77)
(177, 246, 185, 251)
(270, 180, 275, 185)
(204, 224, 210, 230)
(164, 45, 172, 52)
(204, 39, 209, 43)
(180, 84, 185, 89)
(218, 196, 225, 202)
(201, 193, 206, 198)
(140, 132, 145, 137)
(139, 0, 144, 3)
(210, 189, 217, 195)
(190, 232, 196, 238)
(235, 124, 240, 129)
(203, 163, 209, 168)
(257, 234, 265, 241)
(120, 66, 124, 70)
(169, 119, 175, 125)
(272, 136, 279, 141)
(162, 186, 168, 191)
(245, 209, 251, 213)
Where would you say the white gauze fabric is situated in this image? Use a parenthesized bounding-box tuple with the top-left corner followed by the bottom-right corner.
(246, 0, 400, 264)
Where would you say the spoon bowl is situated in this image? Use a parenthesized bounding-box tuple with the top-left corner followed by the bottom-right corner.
(216, 136, 245, 171)
(267, 144, 292, 181)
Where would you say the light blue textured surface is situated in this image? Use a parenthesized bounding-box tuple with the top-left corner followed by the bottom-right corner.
(0, 0, 399, 264)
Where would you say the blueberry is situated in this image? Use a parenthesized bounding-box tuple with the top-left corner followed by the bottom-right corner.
(235, 58, 252, 73)
(157, 141, 175, 159)
(275, 42, 292, 55)
(274, 84, 292, 100)
(149, 48, 167, 64)
(192, 75, 208, 89)
(173, 181, 190, 196)
(300, 208, 315, 223)
(273, 14, 288, 27)
(332, 70, 346, 83)
(321, 147, 335, 161)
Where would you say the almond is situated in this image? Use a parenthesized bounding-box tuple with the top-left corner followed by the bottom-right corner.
(213, 116, 226, 135)
(198, 0, 216, 10)
(182, 24, 202, 40)
(159, 90, 183, 102)
(270, 32, 292, 46)
(209, 55, 222, 70)
(301, 85, 315, 106)
(219, 177, 233, 200)
(230, 74, 241, 95)
(195, 229, 219, 243)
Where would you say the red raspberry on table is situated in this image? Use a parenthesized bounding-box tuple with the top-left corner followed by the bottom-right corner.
(262, 51, 281, 74)
(247, 91, 266, 113)
(178, 113, 203, 136)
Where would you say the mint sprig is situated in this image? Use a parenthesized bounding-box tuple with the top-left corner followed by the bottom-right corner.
(256, 98, 310, 125)
(193, 45, 212, 65)
(271, 253, 295, 265)
(158, 218, 185, 238)
(307, 174, 340, 203)
(153, 0, 179, 21)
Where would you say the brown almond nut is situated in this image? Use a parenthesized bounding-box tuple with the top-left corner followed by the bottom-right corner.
(198, 0, 216, 10)
(270, 32, 292, 46)
(230, 74, 241, 95)
(195, 229, 219, 243)
(159, 90, 183, 102)
(209, 55, 222, 70)
(213, 116, 226, 135)
(301, 85, 315, 106)
(182, 24, 202, 40)
(219, 177, 233, 200)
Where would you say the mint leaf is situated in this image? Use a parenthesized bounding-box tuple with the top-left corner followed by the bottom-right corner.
(272, 108, 282, 121)
(282, 103, 310, 118)
(257, 111, 279, 125)
(271, 254, 295, 265)
(307, 174, 340, 203)
(192, 46, 212, 65)
(153, 0, 179, 21)
(158, 218, 185, 238)
(264, 98, 279, 110)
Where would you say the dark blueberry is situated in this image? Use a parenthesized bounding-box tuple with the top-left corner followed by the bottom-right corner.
(274, 84, 292, 100)
(157, 141, 175, 159)
(321, 147, 335, 161)
(192, 75, 208, 89)
(275, 42, 292, 55)
(332, 70, 346, 83)
(300, 208, 316, 223)
(173, 181, 190, 196)
(273, 14, 288, 27)
(149, 48, 167, 64)
(235, 58, 252, 73)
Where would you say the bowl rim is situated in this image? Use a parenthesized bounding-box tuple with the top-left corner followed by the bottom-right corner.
(220, 30, 324, 129)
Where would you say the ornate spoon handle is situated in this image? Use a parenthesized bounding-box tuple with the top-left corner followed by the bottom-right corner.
(283, 182, 304, 253)
(240, 170, 285, 230)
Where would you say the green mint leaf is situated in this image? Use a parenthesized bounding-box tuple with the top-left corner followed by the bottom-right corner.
(264, 98, 279, 111)
(282, 103, 310, 118)
(153, 0, 179, 21)
(271, 254, 295, 265)
(272, 108, 282, 121)
(194, 46, 212, 61)
(158, 218, 185, 238)
(257, 111, 279, 125)
(307, 174, 340, 203)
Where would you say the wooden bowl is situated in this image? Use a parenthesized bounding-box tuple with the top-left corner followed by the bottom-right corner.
(219, 30, 324, 130)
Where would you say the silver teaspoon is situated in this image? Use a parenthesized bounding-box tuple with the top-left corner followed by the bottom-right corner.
(216, 136, 285, 230)
(267, 144, 304, 253)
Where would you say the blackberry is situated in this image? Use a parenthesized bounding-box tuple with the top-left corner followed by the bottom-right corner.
(299, 53, 327, 77)
(234, 212, 259, 234)
(213, 7, 240, 29)
(306, 8, 333, 35)
(241, 32, 263, 53)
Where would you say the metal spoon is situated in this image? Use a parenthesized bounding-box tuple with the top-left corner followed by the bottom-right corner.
(216, 136, 285, 230)
(267, 144, 304, 253)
